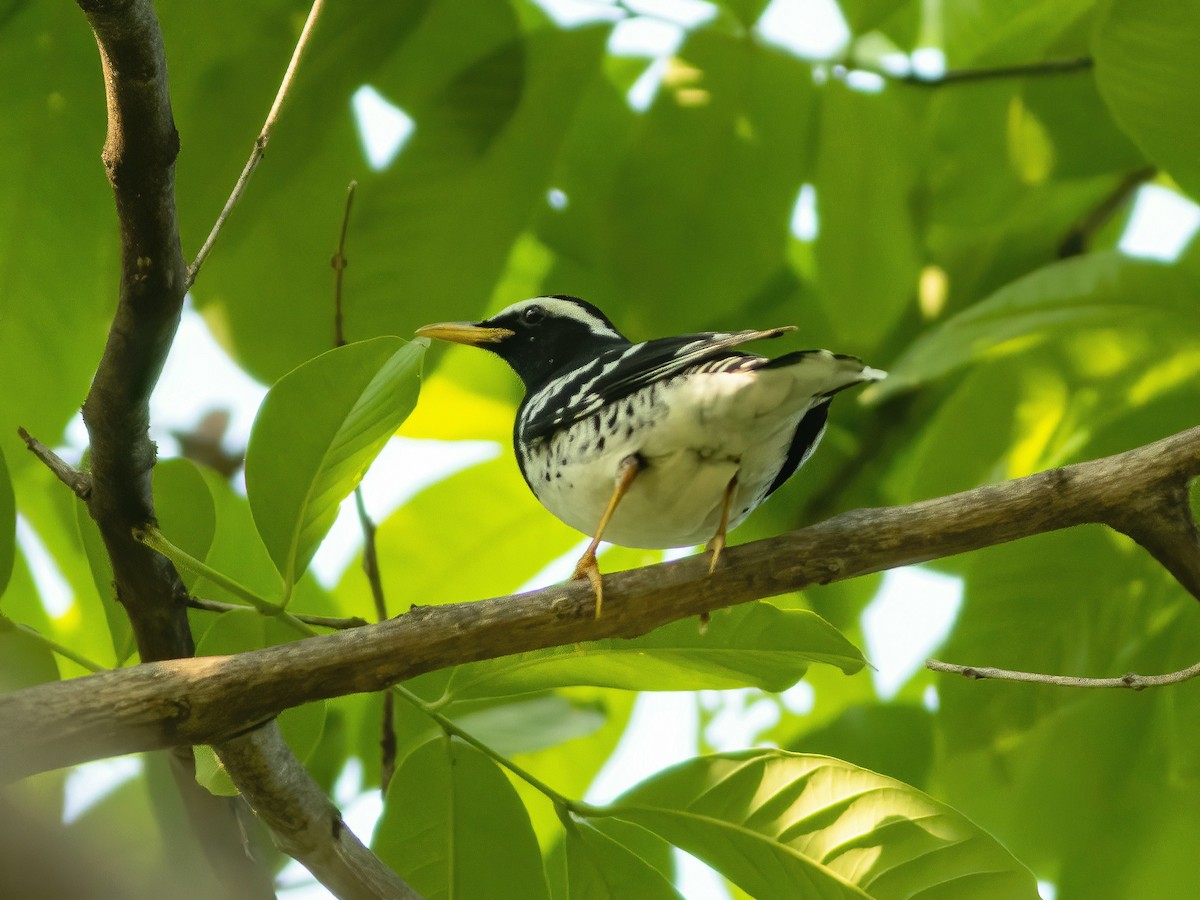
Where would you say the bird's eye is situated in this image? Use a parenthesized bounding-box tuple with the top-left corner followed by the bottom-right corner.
(521, 305, 546, 325)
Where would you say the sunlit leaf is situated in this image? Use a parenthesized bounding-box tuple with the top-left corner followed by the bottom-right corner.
(245, 336, 426, 590)
(607, 750, 1038, 898)
(877, 251, 1200, 399)
(444, 602, 864, 701)
(374, 735, 550, 900)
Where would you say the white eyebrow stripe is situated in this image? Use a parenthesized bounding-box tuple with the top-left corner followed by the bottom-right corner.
(497, 296, 623, 340)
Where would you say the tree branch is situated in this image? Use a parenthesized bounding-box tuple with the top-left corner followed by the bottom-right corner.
(218, 722, 419, 900)
(842, 56, 1094, 88)
(926, 658, 1200, 690)
(4, 424, 1198, 778)
(15, 427, 92, 500)
(71, 2, 411, 896)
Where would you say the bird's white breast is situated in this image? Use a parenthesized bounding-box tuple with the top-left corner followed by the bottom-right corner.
(519, 367, 821, 548)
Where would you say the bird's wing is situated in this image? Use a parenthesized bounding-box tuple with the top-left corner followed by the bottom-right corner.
(518, 327, 795, 442)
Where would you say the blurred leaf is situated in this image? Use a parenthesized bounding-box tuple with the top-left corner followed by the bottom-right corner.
(839, 0, 911, 38)
(444, 602, 864, 701)
(0, 445, 13, 599)
(454, 693, 605, 757)
(878, 251, 1200, 399)
(193, 609, 327, 795)
(0, 3, 116, 464)
(938, 0, 1093, 67)
(788, 703, 934, 788)
(73, 502, 136, 664)
(189, 3, 609, 383)
(1094, 0, 1200, 199)
(608, 750, 1038, 898)
(813, 82, 921, 350)
(152, 458, 216, 593)
(374, 735, 550, 900)
(559, 817, 683, 900)
(540, 29, 814, 338)
(245, 336, 425, 591)
(0, 619, 58, 694)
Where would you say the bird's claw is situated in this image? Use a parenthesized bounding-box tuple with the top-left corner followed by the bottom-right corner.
(572, 551, 605, 618)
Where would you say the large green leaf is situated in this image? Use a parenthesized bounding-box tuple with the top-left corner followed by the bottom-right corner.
(813, 81, 921, 351)
(245, 336, 426, 592)
(1094, 0, 1200, 200)
(0, 2, 117, 464)
(443, 602, 865, 701)
(538, 28, 815, 339)
(0, 445, 13, 600)
(74, 502, 135, 665)
(877, 250, 1200, 400)
(373, 735, 550, 900)
(606, 750, 1038, 899)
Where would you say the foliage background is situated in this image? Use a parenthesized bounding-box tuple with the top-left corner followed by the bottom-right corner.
(2, 0, 1200, 897)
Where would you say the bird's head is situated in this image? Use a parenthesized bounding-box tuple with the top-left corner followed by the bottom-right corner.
(416, 295, 629, 389)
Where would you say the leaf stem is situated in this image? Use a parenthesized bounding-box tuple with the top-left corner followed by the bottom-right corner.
(2, 617, 108, 673)
(390, 684, 596, 815)
(134, 528, 318, 639)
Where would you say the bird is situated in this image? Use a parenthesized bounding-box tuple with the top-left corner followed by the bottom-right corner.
(416, 295, 885, 618)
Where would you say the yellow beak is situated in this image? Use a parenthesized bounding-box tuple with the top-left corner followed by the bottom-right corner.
(414, 322, 515, 346)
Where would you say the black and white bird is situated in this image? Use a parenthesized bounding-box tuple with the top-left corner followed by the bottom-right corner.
(416, 296, 885, 617)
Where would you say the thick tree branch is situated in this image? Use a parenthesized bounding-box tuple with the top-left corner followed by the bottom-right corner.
(71, 2, 410, 896)
(927, 658, 1200, 690)
(4, 424, 1198, 778)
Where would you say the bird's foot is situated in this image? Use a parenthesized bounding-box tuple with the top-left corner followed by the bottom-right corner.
(571, 550, 605, 619)
(705, 531, 727, 575)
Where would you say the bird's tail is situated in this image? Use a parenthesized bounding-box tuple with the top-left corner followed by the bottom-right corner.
(763, 349, 886, 404)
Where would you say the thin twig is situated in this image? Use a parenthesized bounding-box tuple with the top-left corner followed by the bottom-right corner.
(186, 0, 329, 289)
(16, 427, 91, 500)
(187, 597, 368, 631)
(1059, 166, 1157, 258)
(329, 179, 398, 791)
(926, 658, 1200, 690)
(332, 180, 357, 348)
(842, 56, 1093, 88)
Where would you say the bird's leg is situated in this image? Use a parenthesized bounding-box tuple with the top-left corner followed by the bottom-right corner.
(706, 474, 738, 575)
(572, 454, 642, 619)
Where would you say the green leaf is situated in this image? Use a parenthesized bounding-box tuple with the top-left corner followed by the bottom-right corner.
(0, 445, 13, 600)
(453, 694, 606, 757)
(245, 336, 426, 591)
(0, 3, 118, 466)
(74, 502, 136, 664)
(606, 750, 1038, 899)
(876, 250, 1200, 400)
(812, 82, 921, 350)
(839, 0, 911, 35)
(152, 458, 217, 593)
(560, 818, 683, 900)
(443, 602, 864, 701)
(373, 735, 550, 900)
(193, 609, 327, 795)
(336, 456, 582, 612)
(1094, 0, 1200, 199)
(0, 619, 59, 694)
